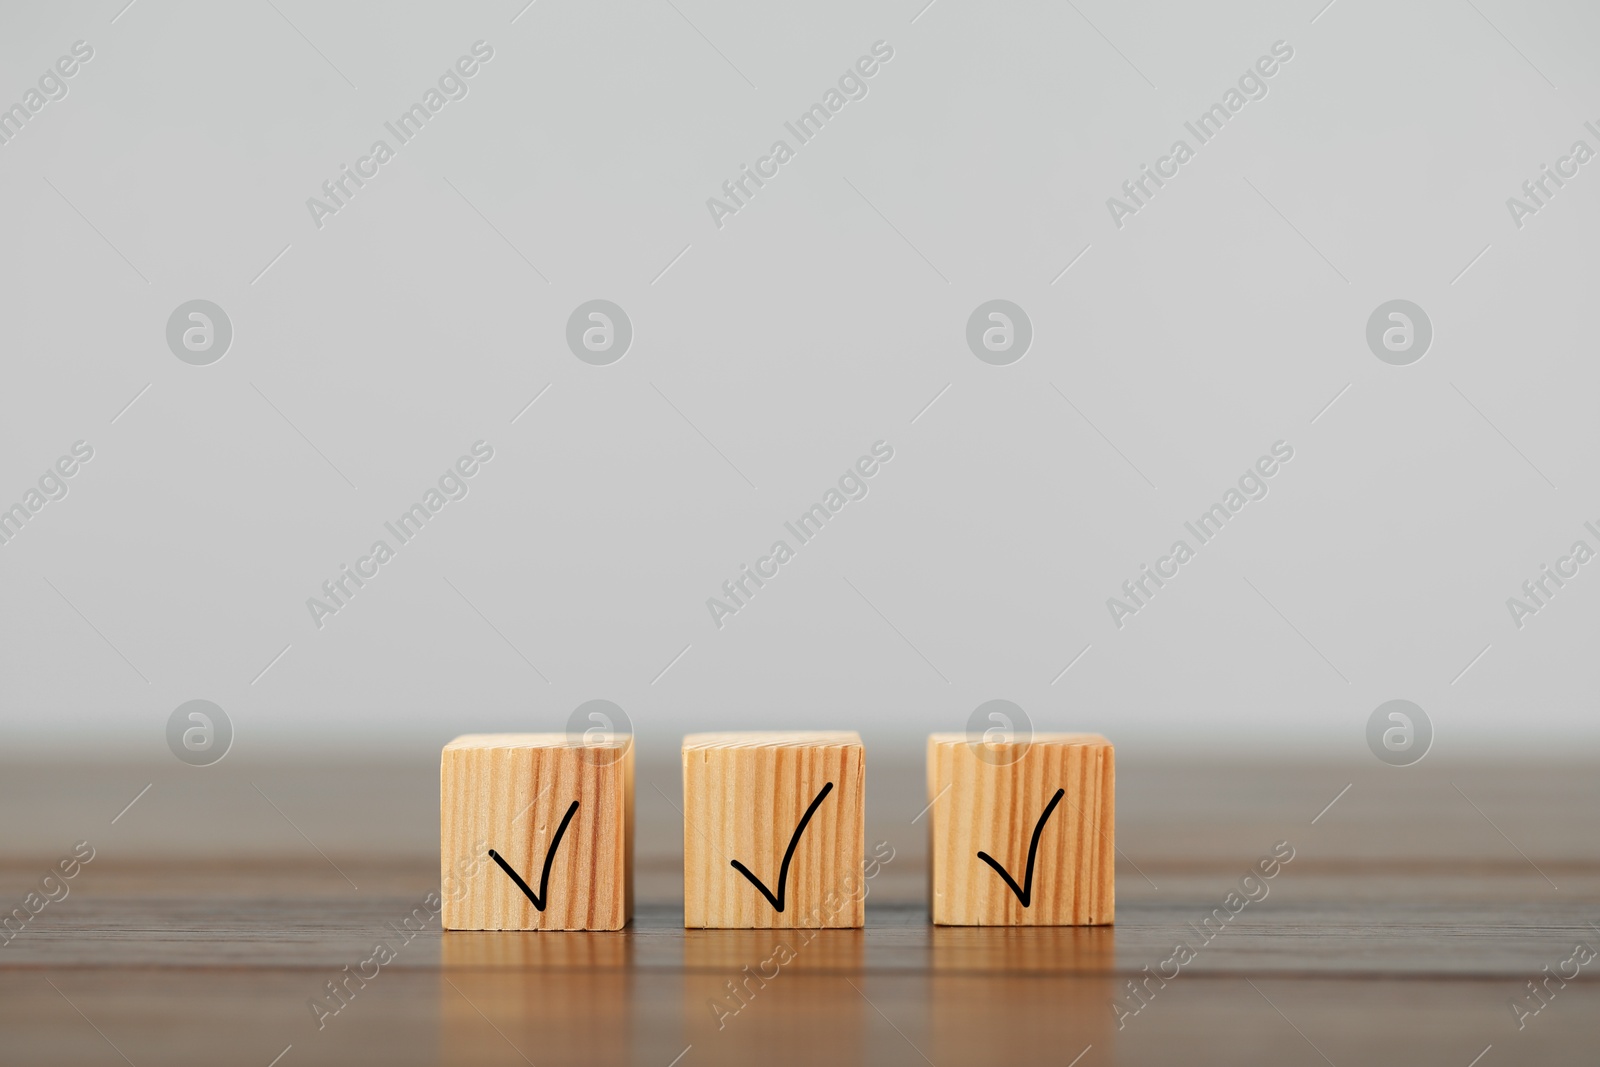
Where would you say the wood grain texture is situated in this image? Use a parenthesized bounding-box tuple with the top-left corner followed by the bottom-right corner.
(683, 732, 865, 929)
(440, 733, 632, 931)
(6, 755, 1600, 1065)
(927, 732, 1114, 925)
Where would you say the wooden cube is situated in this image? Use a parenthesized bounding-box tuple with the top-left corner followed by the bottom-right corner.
(926, 732, 1113, 926)
(682, 732, 865, 929)
(441, 733, 632, 931)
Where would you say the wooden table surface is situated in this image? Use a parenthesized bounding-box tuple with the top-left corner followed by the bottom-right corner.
(2, 748, 1597, 1066)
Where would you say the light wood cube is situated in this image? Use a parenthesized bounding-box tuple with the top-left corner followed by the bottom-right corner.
(682, 732, 865, 929)
(441, 733, 632, 931)
(926, 732, 1113, 926)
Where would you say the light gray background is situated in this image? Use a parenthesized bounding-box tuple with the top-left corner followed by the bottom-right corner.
(2, 0, 1597, 759)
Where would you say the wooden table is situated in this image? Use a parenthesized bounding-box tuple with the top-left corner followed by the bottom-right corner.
(2, 748, 1596, 1065)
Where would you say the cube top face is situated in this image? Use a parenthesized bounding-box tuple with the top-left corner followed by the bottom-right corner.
(441, 734, 633, 931)
(927, 733, 1113, 926)
(682, 730, 861, 751)
(925, 731, 1110, 752)
(682, 732, 865, 929)
(443, 732, 630, 753)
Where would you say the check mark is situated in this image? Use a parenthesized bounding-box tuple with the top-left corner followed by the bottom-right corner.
(488, 799, 579, 912)
(729, 781, 834, 913)
(976, 787, 1065, 908)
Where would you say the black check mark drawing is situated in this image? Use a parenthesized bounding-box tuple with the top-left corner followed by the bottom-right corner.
(976, 787, 1065, 908)
(488, 799, 579, 912)
(729, 781, 834, 913)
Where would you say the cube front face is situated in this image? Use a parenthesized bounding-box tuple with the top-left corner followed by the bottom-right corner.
(441, 733, 633, 931)
(927, 733, 1114, 926)
(682, 732, 865, 929)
